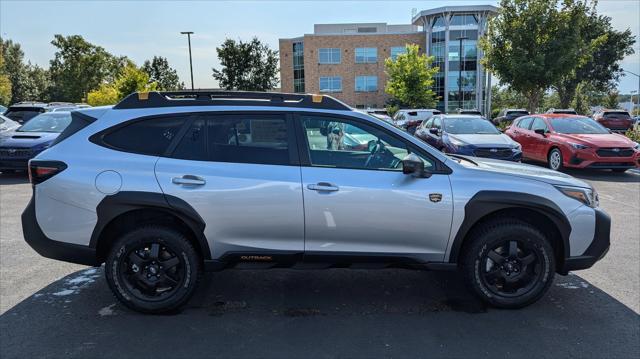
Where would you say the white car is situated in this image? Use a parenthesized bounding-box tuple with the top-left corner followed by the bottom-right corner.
(393, 109, 441, 134)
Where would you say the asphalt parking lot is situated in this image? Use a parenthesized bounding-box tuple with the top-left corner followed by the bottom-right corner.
(1, 169, 639, 358)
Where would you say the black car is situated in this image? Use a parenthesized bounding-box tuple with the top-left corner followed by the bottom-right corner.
(492, 108, 529, 126)
(4, 102, 48, 124)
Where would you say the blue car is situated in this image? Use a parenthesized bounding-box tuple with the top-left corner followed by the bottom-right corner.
(0, 112, 72, 172)
(414, 114, 522, 161)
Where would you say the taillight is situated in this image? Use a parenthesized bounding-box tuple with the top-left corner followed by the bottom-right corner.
(28, 160, 67, 185)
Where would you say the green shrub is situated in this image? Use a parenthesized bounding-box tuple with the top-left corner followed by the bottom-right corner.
(624, 127, 640, 143)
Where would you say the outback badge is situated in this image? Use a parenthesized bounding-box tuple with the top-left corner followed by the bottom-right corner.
(429, 193, 443, 203)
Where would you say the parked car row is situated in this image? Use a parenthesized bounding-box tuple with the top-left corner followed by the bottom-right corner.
(3, 101, 89, 124)
(388, 110, 639, 173)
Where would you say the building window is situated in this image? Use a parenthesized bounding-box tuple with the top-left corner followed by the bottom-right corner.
(318, 48, 341, 64)
(319, 77, 342, 92)
(355, 76, 377, 92)
(450, 14, 478, 26)
(390, 46, 407, 60)
(355, 48, 377, 63)
(432, 15, 446, 29)
(293, 42, 305, 93)
(357, 27, 377, 33)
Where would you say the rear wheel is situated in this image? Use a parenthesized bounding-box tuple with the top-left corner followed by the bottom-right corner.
(461, 219, 555, 309)
(548, 148, 563, 171)
(105, 226, 200, 314)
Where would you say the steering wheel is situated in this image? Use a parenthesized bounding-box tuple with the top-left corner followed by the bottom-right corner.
(364, 141, 383, 168)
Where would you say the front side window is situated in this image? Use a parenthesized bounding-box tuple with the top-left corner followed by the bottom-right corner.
(517, 117, 533, 129)
(355, 47, 377, 63)
(301, 115, 434, 171)
(319, 76, 342, 93)
(101, 116, 185, 156)
(318, 48, 341, 64)
(390, 46, 407, 60)
(355, 76, 377, 92)
(530, 118, 548, 132)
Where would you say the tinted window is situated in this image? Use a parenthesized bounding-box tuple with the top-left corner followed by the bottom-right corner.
(5, 108, 44, 123)
(423, 118, 434, 128)
(302, 115, 434, 171)
(517, 117, 533, 129)
(102, 116, 185, 156)
(172, 118, 207, 161)
(207, 115, 289, 165)
(433, 117, 442, 130)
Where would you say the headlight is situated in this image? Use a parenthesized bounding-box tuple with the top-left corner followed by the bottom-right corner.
(448, 136, 467, 147)
(633, 142, 639, 150)
(569, 142, 589, 150)
(555, 185, 599, 208)
(512, 142, 522, 150)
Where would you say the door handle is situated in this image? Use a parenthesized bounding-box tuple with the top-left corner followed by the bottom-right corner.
(172, 175, 206, 186)
(307, 182, 339, 192)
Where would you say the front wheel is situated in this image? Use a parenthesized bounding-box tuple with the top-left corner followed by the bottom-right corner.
(105, 226, 200, 314)
(548, 148, 563, 171)
(461, 219, 555, 309)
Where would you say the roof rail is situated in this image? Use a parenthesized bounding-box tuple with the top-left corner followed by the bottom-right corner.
(113, 90, 352, 111)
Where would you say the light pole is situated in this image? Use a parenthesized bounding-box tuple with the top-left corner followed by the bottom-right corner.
(457, 36, 468, 110)
(181, 31, 195, 90)
(623, 70, 640, 113)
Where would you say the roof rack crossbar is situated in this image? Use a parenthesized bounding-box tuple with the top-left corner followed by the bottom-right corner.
(113, 91, 351, 111)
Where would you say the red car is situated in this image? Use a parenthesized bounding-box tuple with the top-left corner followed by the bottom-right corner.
(592, 109, 634, 133)
(505, 114, 640, 172)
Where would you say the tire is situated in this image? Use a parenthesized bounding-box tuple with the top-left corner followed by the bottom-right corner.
(105, 226, 200, 314)
(461, 218, 555, 309)
(612, 168, 628, 173)
(548, 148, 563, 171)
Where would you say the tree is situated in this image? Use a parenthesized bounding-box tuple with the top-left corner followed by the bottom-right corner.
(553, 3, 635, 108)
(21, 63, 51, 102)
(212, 37, 279, 91)
(87, 63, 157, 106)
(490, 85, 529, 117)
(603, 91, 619, 109)
(480, 0, 585, 112)
(48, 34, 120, 102)
(0, 45, 11, 106)
(142, 56, 183, 91)
(384, 44, 439, 108)
(571, 83, 591, 115)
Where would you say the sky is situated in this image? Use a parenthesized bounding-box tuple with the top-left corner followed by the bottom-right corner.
(1, 0, 639, 93)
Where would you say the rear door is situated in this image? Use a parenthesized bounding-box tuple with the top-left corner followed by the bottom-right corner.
(529, 117, 550, 161)
(155, 112, 304, 260)
(296, 113, 453, 262)
(514, 117, 534, 158)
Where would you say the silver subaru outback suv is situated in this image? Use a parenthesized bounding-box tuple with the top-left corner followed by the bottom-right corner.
(22, 91, 610, 313)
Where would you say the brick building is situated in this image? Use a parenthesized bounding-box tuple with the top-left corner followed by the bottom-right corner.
(279, 5, 498, 114)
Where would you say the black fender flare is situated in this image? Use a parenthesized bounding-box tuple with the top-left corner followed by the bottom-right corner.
(90, 191, 211, 260)
(448, 191, 571, 263)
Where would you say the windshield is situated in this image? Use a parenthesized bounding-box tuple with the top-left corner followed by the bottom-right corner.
(507, 111, 528, 117)
(549, 117, 609, 134)
(444, 117, 500, 134)
(18, 112, 72, 133)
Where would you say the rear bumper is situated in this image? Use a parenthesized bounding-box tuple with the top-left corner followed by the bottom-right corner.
(21, 194, 99, 266)
(560, 208, 611, 273)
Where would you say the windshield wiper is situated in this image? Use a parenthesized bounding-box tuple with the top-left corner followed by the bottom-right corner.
(447, 153, 478, 165)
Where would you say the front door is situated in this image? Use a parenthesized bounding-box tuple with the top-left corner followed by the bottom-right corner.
(155, 113, 304, 260)
(297, 114, 453, 262)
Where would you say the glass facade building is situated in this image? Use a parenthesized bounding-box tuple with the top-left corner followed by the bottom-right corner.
(413, 5, 498, 114)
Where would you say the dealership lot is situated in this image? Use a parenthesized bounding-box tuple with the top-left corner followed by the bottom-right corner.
(1, 170, 639, 358)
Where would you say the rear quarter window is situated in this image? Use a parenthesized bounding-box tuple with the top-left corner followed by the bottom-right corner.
(99, 116, 186, 156)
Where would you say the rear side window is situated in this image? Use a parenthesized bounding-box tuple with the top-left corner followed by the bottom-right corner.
(206, 114, 290, 165)
(101, 116, 185, 156)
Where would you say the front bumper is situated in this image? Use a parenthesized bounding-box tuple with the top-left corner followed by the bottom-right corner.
(565, 148, 640, 169)
(560, 208, 611, 273)
(22, 193, 99, 266)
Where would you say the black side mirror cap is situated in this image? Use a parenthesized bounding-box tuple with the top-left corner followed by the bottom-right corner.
(534, 128, 546, 136)
(429, 128, 439, 135)
(402, 153, 431, 178)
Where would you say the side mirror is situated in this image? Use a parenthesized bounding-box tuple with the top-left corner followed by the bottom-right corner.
(429, 128, 439, 135)
(402, 153, 431, 178)
(534, 128, 546, 136)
